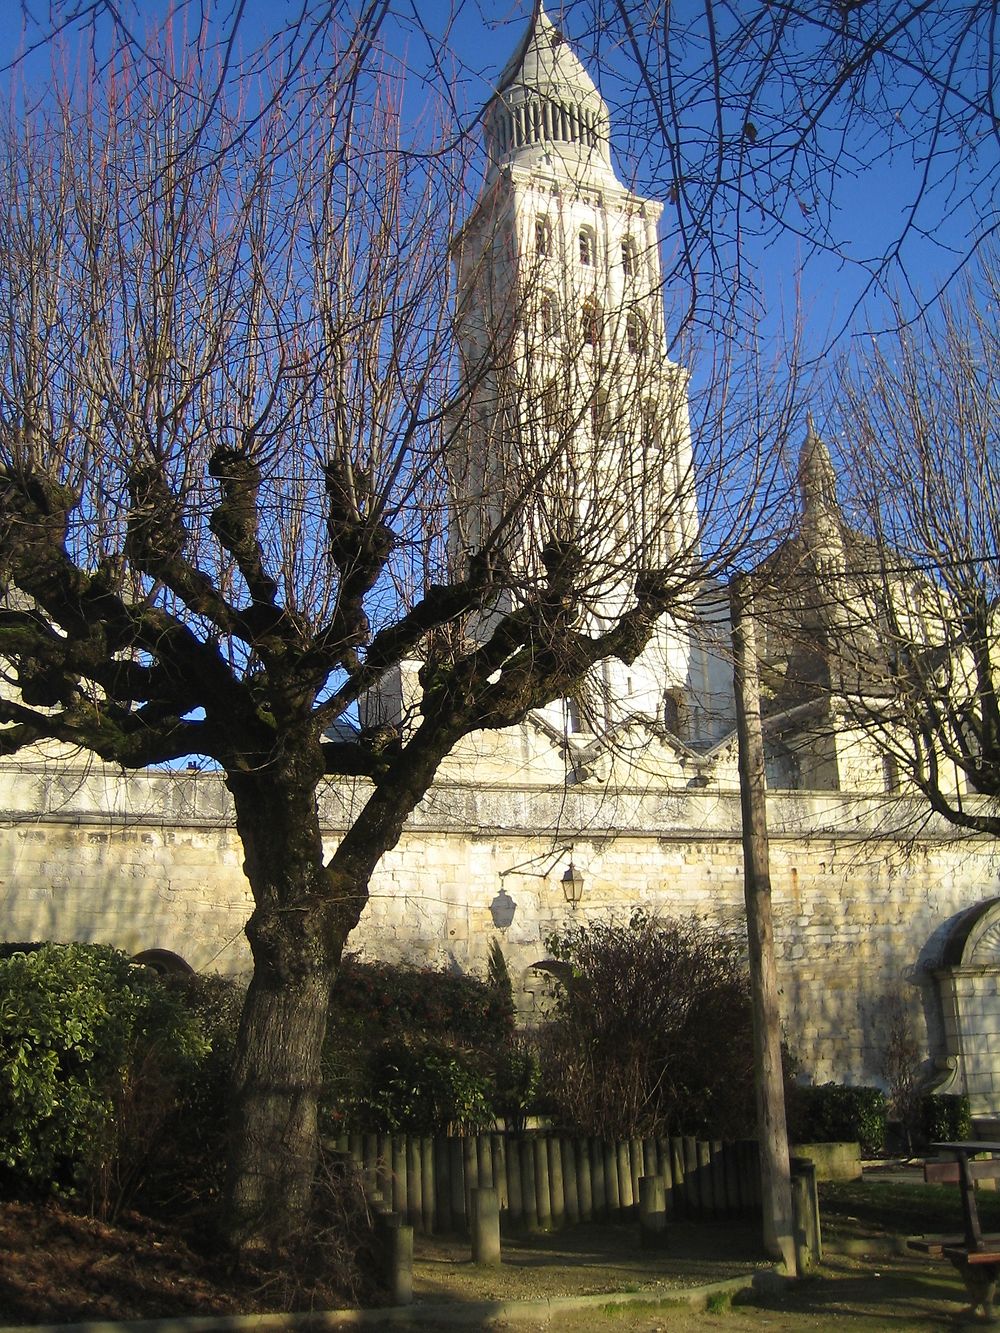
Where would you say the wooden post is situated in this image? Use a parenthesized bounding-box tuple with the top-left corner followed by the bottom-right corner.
(434, 1136, 452, 1234)
(590, 1138, 607, 1220)
(471, 1187, 501, 1266)
(730, 573, 796, 1273)
(449, 1136, 466, 1232)
(534, 1136, 552, 1231)
(391, 1136, 407, 1218)
(547, 1136, 566, 1228)
(506, 1137, 524, 1230)
(638, 1175, 667, 1249)
(562, 1138, 580, 1224)
(578, 1139, 593, 1222)
(406, 1136, 422, 1229)
(521, 1136, 539, 1233)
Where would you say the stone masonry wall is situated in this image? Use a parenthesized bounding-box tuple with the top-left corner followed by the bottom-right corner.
(0, 756, 997, 1092)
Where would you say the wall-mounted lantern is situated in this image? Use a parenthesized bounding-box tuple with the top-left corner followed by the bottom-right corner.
(561, 860, 584, 906)
(496, 844, 584, 912)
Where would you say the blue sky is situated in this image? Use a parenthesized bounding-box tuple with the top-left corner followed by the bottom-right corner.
(0, 0, 989, 361)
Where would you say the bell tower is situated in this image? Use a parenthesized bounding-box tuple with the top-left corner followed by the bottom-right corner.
(447, 4, 699, 736)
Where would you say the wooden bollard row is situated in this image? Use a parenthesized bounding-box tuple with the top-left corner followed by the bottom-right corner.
(328, 1131, 761, 1235)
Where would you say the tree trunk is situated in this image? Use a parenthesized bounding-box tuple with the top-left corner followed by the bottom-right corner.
(227, 955, 334, 1252)
(223, 759, 357, 1254)
(221, 714, 470, 1254)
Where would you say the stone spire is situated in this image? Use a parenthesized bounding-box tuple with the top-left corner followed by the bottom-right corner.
(798, 412, 839, 518)
(482, 4, 615, 185)
(796, 416, 849, 638)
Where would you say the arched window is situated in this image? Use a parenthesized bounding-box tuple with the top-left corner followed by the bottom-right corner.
(539, 293, 557, 336)
(540, 379, 561, 428)
(132, 948, 193, 977)
(642, 404, 662, 450)
(621, 237, 637, 278)
(535, 216, 551, 258)
(626, 312, 645, 355)
(581, 298, 601, 348)
(590, 391, 610, 439)
(578, 227, 595, 266)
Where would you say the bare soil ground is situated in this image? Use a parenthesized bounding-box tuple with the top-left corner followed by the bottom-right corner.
(0, 1200, 356, 1325)
(0, 1197, 977, 1331)
(413, 1219, 769, 1304)
(408, 1226, 975, 1332)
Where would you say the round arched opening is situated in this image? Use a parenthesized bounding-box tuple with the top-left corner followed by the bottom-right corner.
(131, 948, 193, 977)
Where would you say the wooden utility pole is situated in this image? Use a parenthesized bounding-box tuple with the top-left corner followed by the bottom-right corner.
(730, 573, 796, 1273)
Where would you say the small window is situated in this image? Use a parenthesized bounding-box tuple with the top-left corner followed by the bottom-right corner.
(622, 238, 637, 277)
(883, 752, 901, 792)
(541, 379, 560, 427)
(581, 298, 601, 348)
(535, 216, 551, 258)
(578, 228, 594, 266)
(663, 690, 685, 737)
(566, 696, 583, 733)
(590, 393, 609, 438)
(540, 293, 557, 335)
(643, 405, 661, 450)
(626, 312, 645, 355)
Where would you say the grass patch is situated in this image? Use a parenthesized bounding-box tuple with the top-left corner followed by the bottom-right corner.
(598, 1297, 685, 1318)
(820, 1178, 1000, 1237)
(705, 1289, 732, 1313)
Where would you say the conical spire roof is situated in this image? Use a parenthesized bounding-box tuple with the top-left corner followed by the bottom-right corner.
(798, 414, 839, 515)
(496, 5, 604, 111)
(483, 4, 614, 183)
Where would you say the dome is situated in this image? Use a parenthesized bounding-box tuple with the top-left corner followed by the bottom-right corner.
(484, 5, 613, 180)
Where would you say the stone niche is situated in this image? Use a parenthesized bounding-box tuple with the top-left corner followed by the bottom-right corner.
(932, 897, 1000, 1116)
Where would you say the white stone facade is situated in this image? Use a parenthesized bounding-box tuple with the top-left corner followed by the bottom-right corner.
(444, 5, 701, 738)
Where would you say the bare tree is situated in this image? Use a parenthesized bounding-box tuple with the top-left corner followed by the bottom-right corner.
(756, 261, 1000, 835)
(10, 2, 998, 340)
(588, 0, 1000, 335)
(0, 31, 791, 1250)
(833, 267, 1000, 833)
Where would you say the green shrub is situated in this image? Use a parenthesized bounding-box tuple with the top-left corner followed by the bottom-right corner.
(0, 943, 208, 1207)
(789, 1083, 887, 1156)
(137, 972, 245, 1218)
(486, 939, 515, 1024)
(328, 958, 514, 1051)
(354, 1035, 495, 1134)
(322, 958, 518, 1130)
(921, 1092, 972, 1146)
(492, 1038, 541, 1131)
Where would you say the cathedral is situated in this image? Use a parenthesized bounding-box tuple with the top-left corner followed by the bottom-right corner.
(1, 5, 999, 1118)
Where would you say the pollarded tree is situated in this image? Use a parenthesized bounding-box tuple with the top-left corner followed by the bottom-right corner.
(0, 32, 790, 1251)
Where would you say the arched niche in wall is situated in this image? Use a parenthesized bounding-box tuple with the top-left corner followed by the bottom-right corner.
(931, 896, 1000, 1115)
(520, 959, 571, 1019)
(132, 948, 193, 977)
